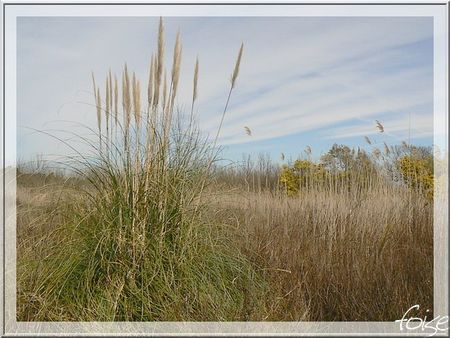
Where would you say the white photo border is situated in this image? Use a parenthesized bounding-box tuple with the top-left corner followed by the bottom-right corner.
(2, 2, 448, 336)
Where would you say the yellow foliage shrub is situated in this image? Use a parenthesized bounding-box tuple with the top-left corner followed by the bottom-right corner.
(397, 155, 434, 199)
(280, 160, 327, 196)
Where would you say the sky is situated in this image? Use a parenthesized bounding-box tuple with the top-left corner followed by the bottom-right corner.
(17, 16, 434, 164)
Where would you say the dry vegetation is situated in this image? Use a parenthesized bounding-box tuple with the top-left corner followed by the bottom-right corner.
(211, 183, 432, 320)
(17, 18, 434, 321)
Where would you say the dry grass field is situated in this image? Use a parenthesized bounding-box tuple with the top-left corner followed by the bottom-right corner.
(17, 152, 434, 321)
(211, 187, 433, 321)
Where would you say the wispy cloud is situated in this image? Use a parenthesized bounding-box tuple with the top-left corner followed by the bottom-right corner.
(324, 113, 433, 142)
(17, 16, 433, 161)
(193, 19, 432, 145)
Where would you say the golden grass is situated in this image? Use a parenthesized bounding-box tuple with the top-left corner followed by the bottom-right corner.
(211, 185, 432, 321)
(17, 167, 433, 321)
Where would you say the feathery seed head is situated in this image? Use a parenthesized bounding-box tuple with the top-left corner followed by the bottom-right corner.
(376, 120, 384, 133)
(148, 54, 155, 107)
(114, 75, 118, 126)
(96, 87, 102, 133)
(193, 57, 199, 103)
(384, 142, 390, 155)
(108, 69, 113, 112)
(133, 73, 141, 126)
(154, 17, 165, 108)
(91, 72, 98, 107)
(231, 43, 244, 89)
(163, 69, 168, 112)
(171, 31, 182, 108)
(373, 148, 381, 158)
(105, 77, 110, 115)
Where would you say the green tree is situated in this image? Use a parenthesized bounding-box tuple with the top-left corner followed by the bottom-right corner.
(320, 144, 355, 172)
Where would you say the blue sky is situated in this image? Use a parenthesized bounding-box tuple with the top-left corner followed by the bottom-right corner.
(17, 16, 433, 164)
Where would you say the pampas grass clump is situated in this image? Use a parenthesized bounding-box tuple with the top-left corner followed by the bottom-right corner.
(17, 18, 265, 321)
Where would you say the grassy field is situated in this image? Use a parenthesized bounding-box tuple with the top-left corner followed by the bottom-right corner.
(16, 18, 434, 322)
(211, 187, 433, 321)
(16, 155, 434, 321)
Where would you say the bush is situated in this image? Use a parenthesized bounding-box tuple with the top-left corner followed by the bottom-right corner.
(279, 160, 327, 195)
(397, 154, 434, 199)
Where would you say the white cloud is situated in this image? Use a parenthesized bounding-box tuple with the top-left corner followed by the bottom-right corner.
(16, 16, 433, 160)
(324, 113, 434, 142)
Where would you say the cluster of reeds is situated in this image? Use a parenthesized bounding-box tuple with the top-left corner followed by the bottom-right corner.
(208, 122, 434, 320)
(211, 147, 433, 320)
(213, 184, 433, 321)
(87, 19, 196, 273)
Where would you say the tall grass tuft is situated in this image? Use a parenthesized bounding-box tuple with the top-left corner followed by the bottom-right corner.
(17, 18, 265, 321)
